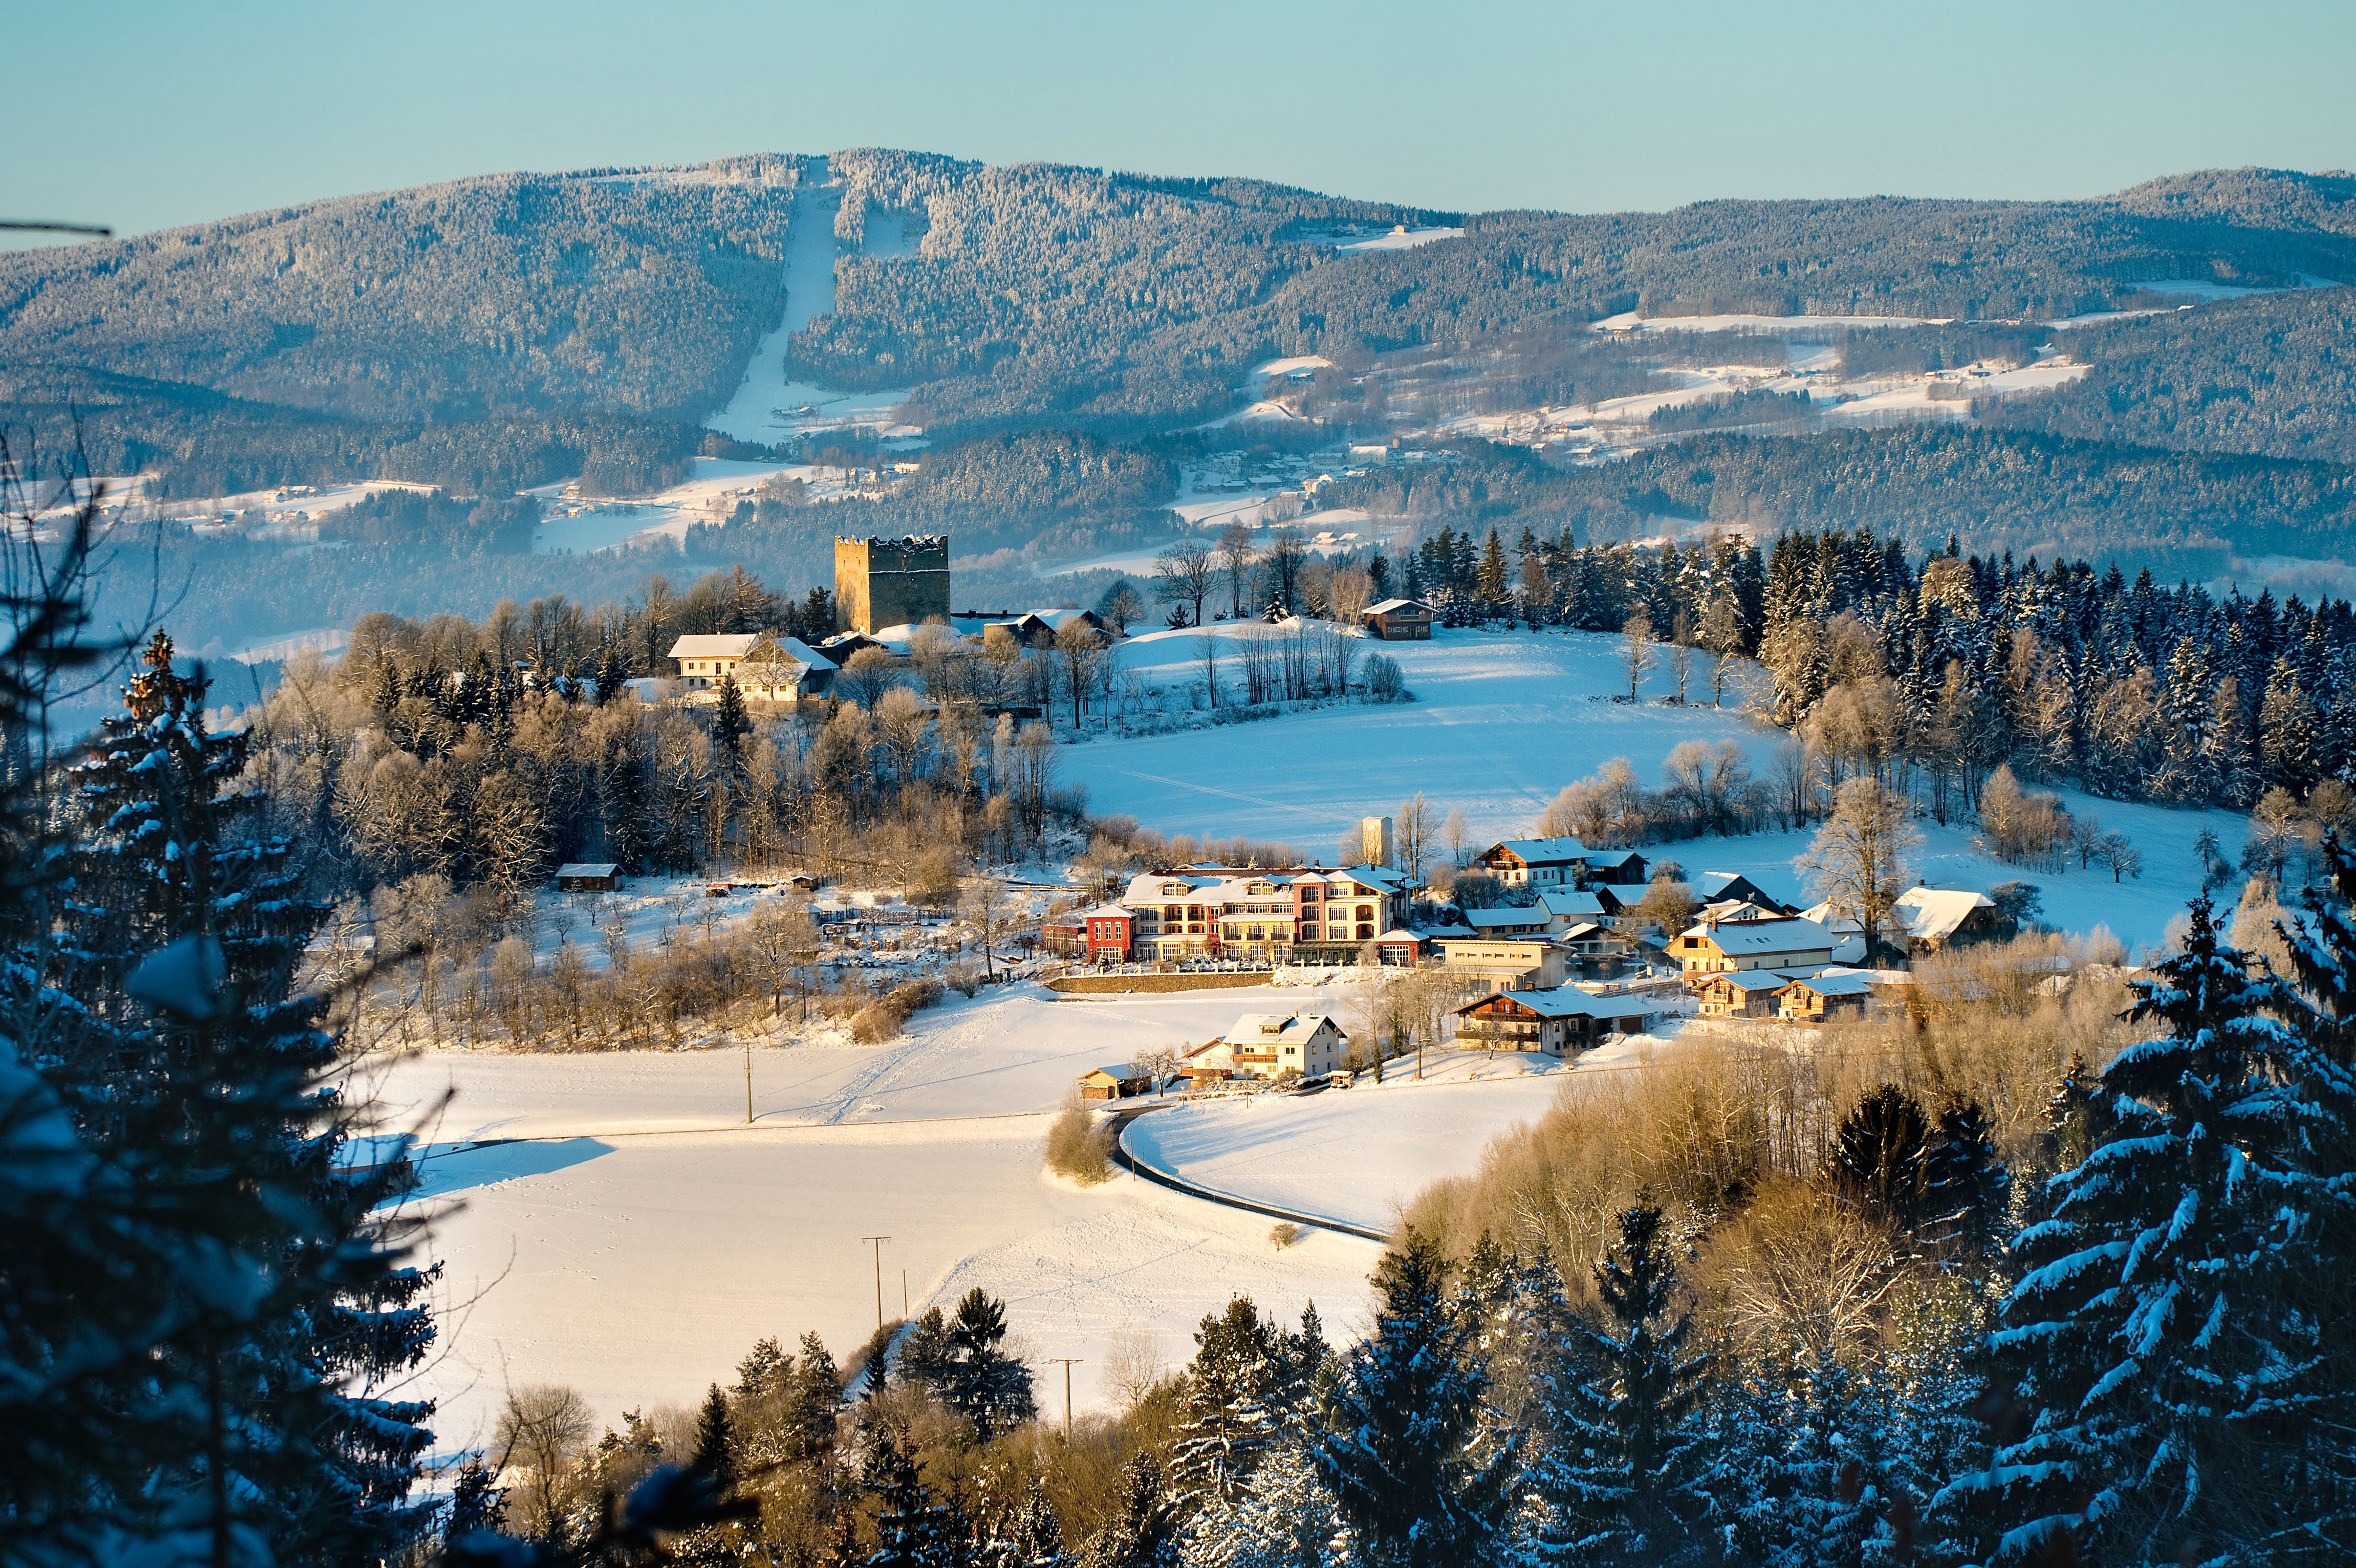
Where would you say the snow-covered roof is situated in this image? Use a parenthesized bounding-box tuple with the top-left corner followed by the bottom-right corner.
(1783, 971, 1875, 998)
(1373, 928, 1424, 944)
(1796, 902, 1864, 936)
(1485, 837, 1589, 865)
(1693, 871, 1783, 905)
(1701, 899, 1778, 923)
(668, 633, 760, 660)
(1364, 598, 1431, 615)
(556, 862, 618, 878)
(1463, 906, 1550, 929)
(1455, 987, 1649, 1019)
(1682, 916, 1837, 957)
(1076, 904, 1134, 922)
(1538, 888, 1607, 917)
(1224, 1012, 1341, 1043)
(1081, 1063, 1146, 1080)
(1894, 886, 1996, 941)
(1583, 848, 1647, 869)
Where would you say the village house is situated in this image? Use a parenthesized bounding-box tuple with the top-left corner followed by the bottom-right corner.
(1692, 968, 1808, 1018)
(1893, 886, 2014, 954)
(1076, 1063, 1154, 1100)
(1538, 886, 1618, 928)
(1777, 971, 1875, 1022)
(1079, 905, 1134, 963)
(1452, 986, 1655, 1054)
(1200, 1012, 1349, 1080)
(554, 862, 619, 892)
(1361, 598, 1433, 640)
(1675, 915, 1838, 979)
(666, 632, 838, 700)
(1478, 838, 1651, 890)
(1434, 937, 1571, 991)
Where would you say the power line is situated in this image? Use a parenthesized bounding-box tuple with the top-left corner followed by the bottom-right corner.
(0, 220, 111, 236)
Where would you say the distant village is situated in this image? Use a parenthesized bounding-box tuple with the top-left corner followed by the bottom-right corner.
(1057, 816, 2030, 1102)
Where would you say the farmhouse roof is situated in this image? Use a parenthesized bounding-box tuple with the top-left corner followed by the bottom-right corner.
(1462, 906, 1549, 930)
(1894, 886, 1997, 941)
(1783, 971, 1876, 998)
(1454, 987, 1647, 1020)
(556, 862, 618, 879)
(1538, 888, 1608, 917)
(1365, 598, 1431, 615)
(1224, 1012, 1339, 1043)
(1486, 837, 1590, 865)
(668, 633, 761, 660)
(1681, 915, 1837, 956)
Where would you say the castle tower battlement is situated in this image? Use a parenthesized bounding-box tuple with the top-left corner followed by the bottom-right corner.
(834, 535, 949, 634)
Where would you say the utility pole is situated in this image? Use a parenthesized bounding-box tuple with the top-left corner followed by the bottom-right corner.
(901, 1268, 908, 1319)
(862, 1236, 891, 1330)
(1046, 1358, 1083, 1439)
(744, 1040, 753, 1125)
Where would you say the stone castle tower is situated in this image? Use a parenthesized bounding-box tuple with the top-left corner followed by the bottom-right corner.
(833, 535, 949, 634)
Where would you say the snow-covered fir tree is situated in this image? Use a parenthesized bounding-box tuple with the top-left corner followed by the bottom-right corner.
(1540, 1204, 1714, 1564)
(1958, 898, 2307, 1560)
(1312, 1229, 1518, 1567)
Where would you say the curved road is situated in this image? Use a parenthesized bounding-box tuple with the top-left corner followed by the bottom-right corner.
(1108, 1106, 1390, 1244)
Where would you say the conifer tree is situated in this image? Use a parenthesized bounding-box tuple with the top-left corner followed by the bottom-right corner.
(714, 670, 752, 767)
(1171, 1297, 1281, 1504)
(1961, 898, 2303, 1560)
(1916, 1096, 2010, 1256)
(1090, 1451, 1178, 1568)
(862, 1418, 960, 1568)
(54, 630, 441, 1562)
(1831, 1083, 1930, 1233)
(1543, 1204, 1714, 1561)
(1312, 1229, 1518, 1567)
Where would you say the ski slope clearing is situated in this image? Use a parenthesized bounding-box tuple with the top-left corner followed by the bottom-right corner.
(361, 977, 1575, 1446)
(1079, 627, 2243, 949)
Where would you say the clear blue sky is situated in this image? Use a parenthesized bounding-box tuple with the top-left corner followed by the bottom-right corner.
(7, 0, 2352, 246)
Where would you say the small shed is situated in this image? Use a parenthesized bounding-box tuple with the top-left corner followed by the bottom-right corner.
(1078, 1063, 1154, 1100)
(556, 862, 619, 892)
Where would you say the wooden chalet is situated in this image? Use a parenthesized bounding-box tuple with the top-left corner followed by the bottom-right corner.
(1776, 971, 1875, 1023)
(555, 862, 620, 892)
(1362, 598, 1434, 640)
(1452, 987, 1654, 1054)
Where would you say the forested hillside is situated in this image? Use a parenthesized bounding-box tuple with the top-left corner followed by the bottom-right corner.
(1330, 425, 2356, 566)
(0, 154, 810, 421)
(1986, 284, 2356, 463)
(798, 152, 2356, 437)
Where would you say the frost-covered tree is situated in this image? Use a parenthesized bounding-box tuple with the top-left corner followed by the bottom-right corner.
(1541, 1204, 1714, 1563)
(1181, 1442, 1345, 1568)
(1313, 1229, 1518, 1567)
(1959, 899, 2308, 1561)
(1171, 1297, 1282, 1505)
(1092, 1451, 1179, 1568)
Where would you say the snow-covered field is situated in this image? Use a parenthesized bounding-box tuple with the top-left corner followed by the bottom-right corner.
(1080, 626, 2240, 951)
(364, 979, 1591, 1448)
